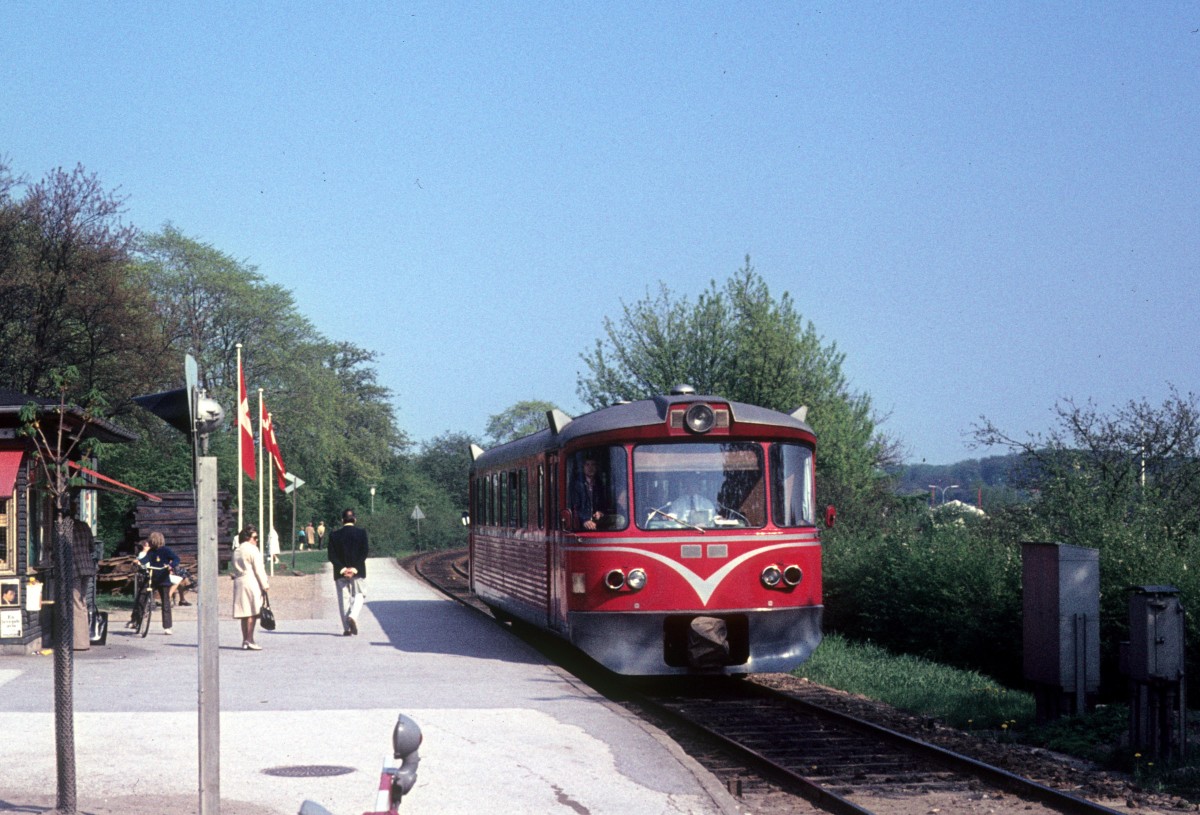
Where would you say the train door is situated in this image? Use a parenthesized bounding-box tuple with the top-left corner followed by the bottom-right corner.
(546, 452, 567, 633)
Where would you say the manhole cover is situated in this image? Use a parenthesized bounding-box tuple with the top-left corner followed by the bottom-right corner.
(262, 765, 356, 778)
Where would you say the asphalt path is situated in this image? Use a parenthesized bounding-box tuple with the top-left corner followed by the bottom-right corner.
(0, 558, 736, 815)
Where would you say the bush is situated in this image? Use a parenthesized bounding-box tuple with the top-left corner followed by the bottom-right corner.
(823, 508, 1023, 684)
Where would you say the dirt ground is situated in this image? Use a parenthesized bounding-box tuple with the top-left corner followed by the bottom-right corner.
(103, 564, 329, 627)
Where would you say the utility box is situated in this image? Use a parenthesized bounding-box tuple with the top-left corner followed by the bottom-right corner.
(1022, 542, 1100, 719)
(1127, 586, 1184, 682)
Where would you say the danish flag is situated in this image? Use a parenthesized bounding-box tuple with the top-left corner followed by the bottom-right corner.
(238, 359, 255, 480)
(262, 402, 287, 491)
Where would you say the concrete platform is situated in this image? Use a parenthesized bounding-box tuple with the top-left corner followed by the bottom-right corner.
(0, 558, 738, 815)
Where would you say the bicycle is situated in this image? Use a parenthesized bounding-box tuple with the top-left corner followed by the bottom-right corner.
(128, 562, 170, 638)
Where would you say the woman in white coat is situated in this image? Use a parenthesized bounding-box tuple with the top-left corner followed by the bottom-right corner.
(231, 526, 270, 650)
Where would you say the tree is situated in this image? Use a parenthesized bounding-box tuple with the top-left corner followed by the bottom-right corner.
(577, 257, 897, 523)
(973, 386, 1200, 545)
(19, 369, 107, 815)
(973, 387, 1200, 692)
(0, 165, 171, 406)
(128, 225, 407, 534)
(484, 400, 558, 445)
(416, 431, 479, 510)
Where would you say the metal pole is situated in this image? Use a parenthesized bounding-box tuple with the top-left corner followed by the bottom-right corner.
(236, 344, 244, 532)
(53, 505, 77, 813)
(291, 485, 298, 571)
(197, 456, 221, 815)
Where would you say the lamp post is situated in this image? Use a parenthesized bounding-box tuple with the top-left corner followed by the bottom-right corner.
(929, 484, 960, 505)
(370, 485, 376, 515)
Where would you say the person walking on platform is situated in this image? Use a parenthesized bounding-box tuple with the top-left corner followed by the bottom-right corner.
(231, 526, 269, 650)
(328, 508, 368, 636)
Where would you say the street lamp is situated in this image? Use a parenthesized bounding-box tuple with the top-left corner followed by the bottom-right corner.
(370, 485, 376, 515)
(928, 484, 959, 505)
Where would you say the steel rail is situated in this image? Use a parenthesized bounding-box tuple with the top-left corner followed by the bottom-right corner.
(736, 681, 1127, 815)
(407, 550, 1126, 815)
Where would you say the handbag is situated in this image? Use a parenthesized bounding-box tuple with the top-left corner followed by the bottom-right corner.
(259, 592, 276, 631)
(89, 602, 108, 646)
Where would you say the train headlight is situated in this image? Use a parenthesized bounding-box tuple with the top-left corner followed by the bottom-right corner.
(604, 569, 626, 591)
(626, 568, 647, 591)
(760, 564, 782, 588)
(684, 403, 715, 434)
(782, 565, 803, 587)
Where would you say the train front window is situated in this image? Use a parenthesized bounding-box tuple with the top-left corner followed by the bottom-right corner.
(770, 443, 815, 527)
(634, 443, 765, 530)
(566, 446, 628, 532)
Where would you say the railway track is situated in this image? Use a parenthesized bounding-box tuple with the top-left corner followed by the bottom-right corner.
(405, 549, 1132, 815)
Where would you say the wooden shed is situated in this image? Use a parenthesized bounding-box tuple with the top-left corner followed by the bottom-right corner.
(130, 490, 235, 566)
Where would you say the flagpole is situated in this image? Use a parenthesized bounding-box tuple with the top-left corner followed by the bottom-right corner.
(267, 430, 276, 569)
(258, 388, 269, 577)
(236, 344, 244, 532)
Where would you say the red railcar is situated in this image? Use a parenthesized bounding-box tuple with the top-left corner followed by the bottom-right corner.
(468, 386, 823, 676)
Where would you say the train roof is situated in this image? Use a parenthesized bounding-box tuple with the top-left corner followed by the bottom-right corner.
(472, 391, 815, 470)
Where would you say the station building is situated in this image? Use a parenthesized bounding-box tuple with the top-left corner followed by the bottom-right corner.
(0, 386, 137, 654)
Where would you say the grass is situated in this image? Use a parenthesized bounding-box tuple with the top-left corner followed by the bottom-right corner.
(798, 633, 1034, 730)
(799, 633, 1200, 799)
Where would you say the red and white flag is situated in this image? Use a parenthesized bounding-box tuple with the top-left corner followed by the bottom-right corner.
(238, 359, 256, 480)
(262, 402, 287, 491)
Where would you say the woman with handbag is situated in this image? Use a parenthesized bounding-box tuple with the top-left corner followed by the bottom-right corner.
(230, 526, 270, 650)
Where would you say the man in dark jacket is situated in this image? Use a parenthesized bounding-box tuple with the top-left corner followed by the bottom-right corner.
(328, 508, 368, 636)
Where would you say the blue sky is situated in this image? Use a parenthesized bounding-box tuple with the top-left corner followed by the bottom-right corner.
(3, 3, 1197, 464)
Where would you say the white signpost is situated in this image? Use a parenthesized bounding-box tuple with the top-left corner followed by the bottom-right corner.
(284, 473, 305, 569)
(411, 505, 425, 547)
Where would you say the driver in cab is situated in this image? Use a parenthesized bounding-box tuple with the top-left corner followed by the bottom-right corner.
(570, 455, 608, 530)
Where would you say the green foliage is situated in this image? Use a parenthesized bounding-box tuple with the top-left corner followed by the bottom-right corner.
(823, 507, 1025, 684)
(0, 165, 172, 404)
(485, 400, 558, 445)
(801, 634, 1034, 729)
(415, 431, 479, 509)
(576, 256, 898, 528)
(1023, 705, 1128, 765)
(972, 388, 1200, 694)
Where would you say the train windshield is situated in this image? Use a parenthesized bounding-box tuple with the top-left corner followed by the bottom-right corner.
(633, 443, 765, 530)
(770, 443, 815, 527)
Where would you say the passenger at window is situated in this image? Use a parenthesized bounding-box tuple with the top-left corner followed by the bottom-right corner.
(570, 455, 608, 530)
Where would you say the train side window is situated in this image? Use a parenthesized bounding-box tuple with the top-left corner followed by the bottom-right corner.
(501, 472, 509, 526)
(548, 456, 559, 530)
(770, 443, 815, 527)
(489, 473, 497, 526)
(566, 446, 628, 532)
(537, 464, 545, 529)
(519, 469, 528, 528)
(508, 471, 519, 528)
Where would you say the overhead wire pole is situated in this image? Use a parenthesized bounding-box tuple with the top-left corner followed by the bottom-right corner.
(189, 354, 222, 815)
(134, 353, 224, 815)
